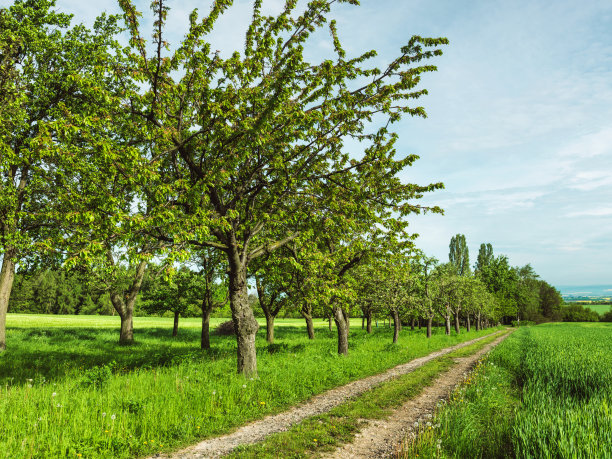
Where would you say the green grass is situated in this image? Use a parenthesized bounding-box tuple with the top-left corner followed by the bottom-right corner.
(585, 303, 612, 315)
(400, 323, 612, 458)
(0, 314, 503, 458)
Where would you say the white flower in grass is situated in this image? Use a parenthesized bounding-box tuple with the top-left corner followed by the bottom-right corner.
(212, 391, 216, 395)
(102, 412, 107, 417)
(111, 414, 116, 420)
(56, 403, 62, 408)
(413, 422, 419, 428)
(242, 384, 246, 389)
(52, 392, 57, 397)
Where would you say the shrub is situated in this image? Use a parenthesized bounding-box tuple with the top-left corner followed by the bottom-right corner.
(215, 319, 236, 335)
(511, 320, 536, 327)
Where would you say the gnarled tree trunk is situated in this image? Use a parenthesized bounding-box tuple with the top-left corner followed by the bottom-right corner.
(265, 312, 275, 344)
(300, 303, 315, 340)
(0, 248, 17, 352)
(392, 308, 400, 344)
(334, 306, 349, 355)
(445, 314, 451, 335)
(228, 252, 259, 376)
(109, 260, 147, 345)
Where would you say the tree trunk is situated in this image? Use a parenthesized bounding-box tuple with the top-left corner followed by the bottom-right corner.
(118, 306, 134, 344)
(418, 318, 422, 329)
(334, 307, 349, 355)
(328, 315, 333, 331)
(445, 315, 451, 335)
(411, 318, 415, 331)
(0, 249, 16, 352)
(201, 302, 211, 349)
(300, 306, 315, 340)
(454, 312, 460, 334)
(173, 310, 179, 336)
(361, 316, 365, 329)
(366, 311, 372, 334)
(228, 252, 259, 376)
(426, 316, 432, 338)
(466, 314, 471, 332)
(109, 260, 147, 345)
(265, 312, 275, 344)
(392, 309, 400, 344)
(476, 311, 481, 331)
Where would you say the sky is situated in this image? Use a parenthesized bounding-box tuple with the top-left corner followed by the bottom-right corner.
(4, 0, 611, 287)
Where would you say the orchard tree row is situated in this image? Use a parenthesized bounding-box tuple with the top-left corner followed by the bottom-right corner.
(0, 0, 448, 376)
(0, 0, 562, 377)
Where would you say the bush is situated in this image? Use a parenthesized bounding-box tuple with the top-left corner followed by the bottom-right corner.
(511, 320, 536, 327)
(215, 320, 236, 335)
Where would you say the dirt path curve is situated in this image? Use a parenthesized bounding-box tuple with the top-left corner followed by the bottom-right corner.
(156, 330, 507, 459)
(320, 331, 512, 459)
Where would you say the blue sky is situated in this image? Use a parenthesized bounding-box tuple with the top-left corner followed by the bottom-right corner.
(7, 0, 611, 287)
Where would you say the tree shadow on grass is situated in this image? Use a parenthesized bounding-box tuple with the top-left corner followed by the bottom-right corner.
(1, 326, 240, 385)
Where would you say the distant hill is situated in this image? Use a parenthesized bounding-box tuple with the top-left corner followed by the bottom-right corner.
(558, 285, 612, 302)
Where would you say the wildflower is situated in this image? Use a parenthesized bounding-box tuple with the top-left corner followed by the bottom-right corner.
(260, 401, 265, 405)
(111, 414, 116, 420)
(102, 412, 107, 417)
(38, 417, 42, 421)
(313, 439, 317, 442)
(52, 392, 57, 397)
(28, 384, 32, 388)
(242, 384, 247, 389)
(212, 390, 216, 395)
(197, 426, 200, 429)
(413, 422, 419, 428)
(105, 430, 109, 433)
(56, 403, 62, 408)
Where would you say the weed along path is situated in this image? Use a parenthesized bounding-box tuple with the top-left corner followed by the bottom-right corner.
(321, 330, 513, 459)
(156, 330, 510, 459)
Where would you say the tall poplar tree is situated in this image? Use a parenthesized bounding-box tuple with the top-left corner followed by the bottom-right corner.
(449, 233, 470, 276)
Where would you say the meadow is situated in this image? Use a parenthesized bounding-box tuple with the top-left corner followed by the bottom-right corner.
(0, 314, 501, 458)
(401, 322, 612, 458)
(584, 303, 612, 315)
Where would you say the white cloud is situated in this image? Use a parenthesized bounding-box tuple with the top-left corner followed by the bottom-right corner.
(566, 207, 612, 218)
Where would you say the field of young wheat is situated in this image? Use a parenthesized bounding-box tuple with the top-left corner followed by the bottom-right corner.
(401, 322, 612, 458)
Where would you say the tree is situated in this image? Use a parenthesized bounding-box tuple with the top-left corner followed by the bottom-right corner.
(474, 243, 493, 274)
(449, 234, 470, 276)
(0, 0, 120, 350)
(117, 0, 448, 374)
(142, 267, 203, 336)
(478, 255, 519, 324)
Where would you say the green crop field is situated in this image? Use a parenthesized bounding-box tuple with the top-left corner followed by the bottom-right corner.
(585, 303, 612, 315)
(401, 322, 612, 458)
(0, 313, 501, 458)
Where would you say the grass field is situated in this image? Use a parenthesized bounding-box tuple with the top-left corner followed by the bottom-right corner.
(401, 322, 612, 458)
(0, 314, 502, 458)
(585, 303, 612, 315)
